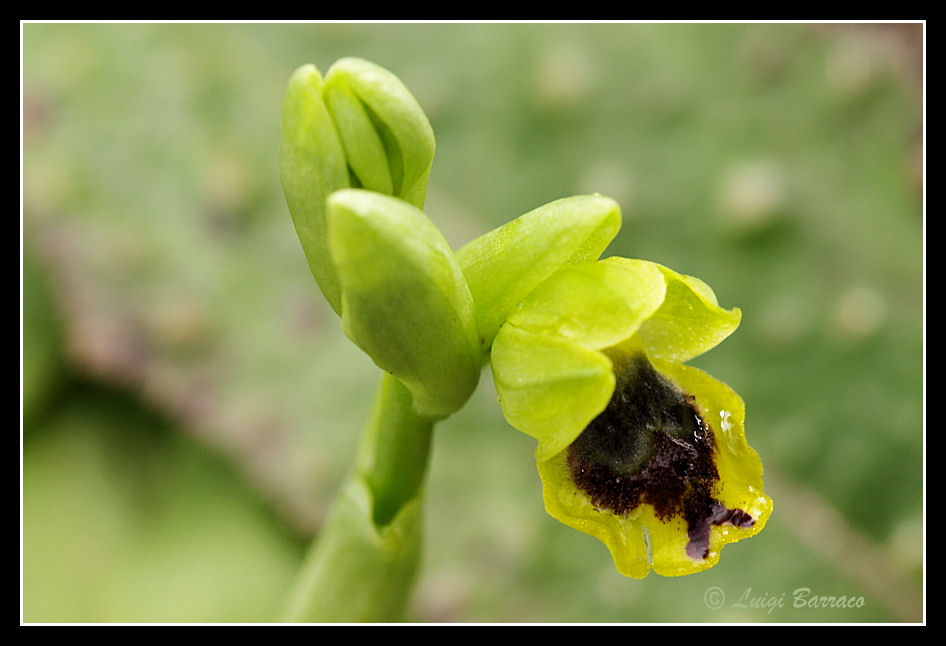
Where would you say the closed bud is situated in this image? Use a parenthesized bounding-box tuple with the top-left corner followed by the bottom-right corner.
(279, 58, 436, 315)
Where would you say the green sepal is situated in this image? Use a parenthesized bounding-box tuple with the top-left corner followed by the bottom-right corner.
(324, 57, 436, 209)
(613, 259, 742, 363)
(457, 194, 622, 353)
(327, 189, 480, 418)
(506, 260, 666, 351)
(491, 324, 615, 462)
(279, 64, 350, 315)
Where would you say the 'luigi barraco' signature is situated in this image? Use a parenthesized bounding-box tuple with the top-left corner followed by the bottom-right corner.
(706, 586, 867, 614)
(737, 587, 866, 614)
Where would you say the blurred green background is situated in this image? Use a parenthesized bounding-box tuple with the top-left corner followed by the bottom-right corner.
(21, 22, 924, 623)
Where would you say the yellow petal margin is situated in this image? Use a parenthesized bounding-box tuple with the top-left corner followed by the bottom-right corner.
(537, 356, 772, 578)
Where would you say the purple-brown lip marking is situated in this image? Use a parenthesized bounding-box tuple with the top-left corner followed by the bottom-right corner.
(566, 352, 754, 561)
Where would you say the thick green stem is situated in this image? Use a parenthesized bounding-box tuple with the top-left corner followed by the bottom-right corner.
(355, 372, 436, 527)
(282, 373, 436, 622)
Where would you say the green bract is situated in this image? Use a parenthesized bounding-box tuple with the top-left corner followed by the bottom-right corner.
(491, 258, 772, 578)
(327, 189, 480, 419)
(279, 58, 435, 315)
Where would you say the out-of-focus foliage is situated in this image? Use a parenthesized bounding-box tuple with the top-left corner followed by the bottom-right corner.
(22, 22, 923, 623)
(22, 385, 306, 623)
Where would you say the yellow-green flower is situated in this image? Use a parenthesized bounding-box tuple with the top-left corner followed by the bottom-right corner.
(490, 257, 772, 578)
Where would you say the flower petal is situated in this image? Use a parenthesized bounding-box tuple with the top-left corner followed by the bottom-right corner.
(653, 358, 773, 542)
(458, 194, 622, 351)
(491, 260, 665, 458)
(605, 259, 741, 363)
(506, 260, 666, 352)
(645, 360, 771, 576)
(491, 324, 615, 461)
(536, 355, 772, 579)
(537, 453, 652, 578)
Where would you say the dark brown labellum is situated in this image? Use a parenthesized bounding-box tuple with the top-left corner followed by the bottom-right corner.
(567, 352, 754, 560)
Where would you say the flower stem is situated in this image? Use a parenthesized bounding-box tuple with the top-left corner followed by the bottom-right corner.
(356, 372, 437, 527)
(282, 373, 435, 622)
